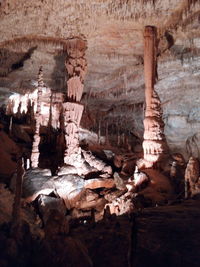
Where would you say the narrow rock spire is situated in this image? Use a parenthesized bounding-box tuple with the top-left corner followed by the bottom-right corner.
(31, 66, 44, 168)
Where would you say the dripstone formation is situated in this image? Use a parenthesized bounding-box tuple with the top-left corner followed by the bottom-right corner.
(142, 26, 168, 168)
(31, 67, 44, 168)
(63, 38, 86, 166)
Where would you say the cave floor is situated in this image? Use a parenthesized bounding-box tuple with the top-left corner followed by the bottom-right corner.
(1, 197, 200, 267)
(70, 198, 200, 267)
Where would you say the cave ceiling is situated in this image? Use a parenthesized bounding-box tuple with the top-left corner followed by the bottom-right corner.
(0, 0, 200, 115)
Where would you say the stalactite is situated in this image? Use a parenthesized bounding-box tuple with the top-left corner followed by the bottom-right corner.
(142, 26, 168, 168)
(31, 66, 44, 168)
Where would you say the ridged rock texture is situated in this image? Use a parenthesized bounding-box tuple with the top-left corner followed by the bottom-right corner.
(0, 0, 200, 158)
(31, 67, 44, 168)
(142, 26, 168, 167)
(63, 38, 86, 165)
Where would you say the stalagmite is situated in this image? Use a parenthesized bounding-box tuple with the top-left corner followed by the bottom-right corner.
(63, 102, 84, 165)
(63, 38, 112, 175)
(63, 39, 87, 165)
(142, 26, 168, 168)
(31, 66, 44, 168)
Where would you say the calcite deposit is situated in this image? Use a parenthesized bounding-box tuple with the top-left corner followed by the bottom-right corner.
(142, 26, 168, 168)
(63, 38, 87, 164)
(31, 67, 44, 168)
(0, 1, 200, 266)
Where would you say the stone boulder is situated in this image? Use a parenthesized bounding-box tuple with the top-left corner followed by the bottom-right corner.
(37, 194, 66, 225)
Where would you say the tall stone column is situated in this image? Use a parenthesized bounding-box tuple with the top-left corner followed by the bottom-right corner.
(63, 38, 87, 165)
(142, 26, 168, 167)
(31, 66, 44, 168)
(144, 26, 156, 114)
(63, 102, 84, 165)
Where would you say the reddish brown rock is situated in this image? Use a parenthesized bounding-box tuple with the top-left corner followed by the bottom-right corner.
(84, 178, 115, 190)
(0, 130, 19, 179)
(142, 26, 168, 168)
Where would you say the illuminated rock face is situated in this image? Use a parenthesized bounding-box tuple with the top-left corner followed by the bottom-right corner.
(142, 26, 168, 167)
(63, 102, 84, 166)
(143, 90, 168, 163)
(31, 67, 44, 168)
(63, 39, 87, 165)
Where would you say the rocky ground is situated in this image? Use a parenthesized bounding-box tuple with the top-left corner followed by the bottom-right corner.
(0, 185, 200, 267)
(0, 113, 200, 267)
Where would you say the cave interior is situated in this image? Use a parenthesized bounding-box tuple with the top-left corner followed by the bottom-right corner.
(0, 1, 200, 267)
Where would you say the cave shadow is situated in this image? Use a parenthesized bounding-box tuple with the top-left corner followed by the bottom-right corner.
(50, 51, 67, 92)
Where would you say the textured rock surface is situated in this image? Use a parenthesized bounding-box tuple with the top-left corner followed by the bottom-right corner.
(0, 0, 200, 157)
(142, 26, 168, 167)
(185, 157, 200, 197)
(23, 168, 115, 208)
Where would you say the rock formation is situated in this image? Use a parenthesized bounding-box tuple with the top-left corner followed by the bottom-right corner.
(185, 157, 200, 197)
(62, 102, 84, 166)
(62, 38, 112, 175)
(63, 38, 87, 166)
(142, 26, 168, 168)
(31, 67, 44, 168)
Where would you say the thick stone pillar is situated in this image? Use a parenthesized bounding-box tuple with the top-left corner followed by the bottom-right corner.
(31, 66, 44, 168)
(62, 38, 112, 175)
(63, 39, 87, 165)
(142, 26, 168, 167)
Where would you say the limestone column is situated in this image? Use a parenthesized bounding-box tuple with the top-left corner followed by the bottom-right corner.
(31, 66, 44, 168)
(142, 26, 168, 166)
(144, 26, 156, 113)
(63, 39, 87, 165)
